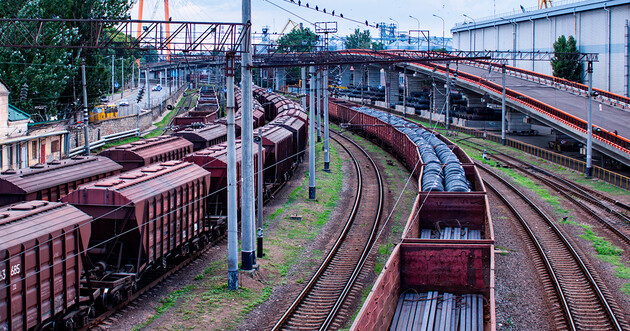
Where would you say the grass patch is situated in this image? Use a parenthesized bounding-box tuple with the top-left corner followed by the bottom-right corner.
(497, 167, 569, 216)
(495, 245, 511, 256)
(262, 141, 344, 281)
(98, 89, 197, 150)
(560, 219, 630, 296)
(101, 135, 140, 149)
(375, 244, 392, 274)
(457, 133, 630, 198)
(144, 92, 196, 138)
(132, 284, 196, 330)
(268, 207, 284, 221)
(579, 226, 623, 256)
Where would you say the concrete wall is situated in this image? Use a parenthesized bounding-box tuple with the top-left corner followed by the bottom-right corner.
(68, 85, 186, 150)
(452, 0, 630, 95)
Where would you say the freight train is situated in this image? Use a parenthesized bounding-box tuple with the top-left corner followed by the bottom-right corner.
(323, 98, 495, 330)
(173, 86, 220, 127)
(0, 86, 307, 330)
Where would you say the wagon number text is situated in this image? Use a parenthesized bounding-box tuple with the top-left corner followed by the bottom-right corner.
(0, 264, 21, 281)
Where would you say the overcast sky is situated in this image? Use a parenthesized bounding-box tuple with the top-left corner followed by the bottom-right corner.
(131, 0, 553, 40)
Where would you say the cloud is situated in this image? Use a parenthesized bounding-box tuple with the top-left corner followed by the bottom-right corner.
(130, 0, 530, 39)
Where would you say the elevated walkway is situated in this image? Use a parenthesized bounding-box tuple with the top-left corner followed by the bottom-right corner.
(405, 61, 630, 166)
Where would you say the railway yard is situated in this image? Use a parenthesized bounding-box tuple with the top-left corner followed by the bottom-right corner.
(90, 96, 630, 331)
(7, 0, 630, 329)
(2, 81, 630, 330)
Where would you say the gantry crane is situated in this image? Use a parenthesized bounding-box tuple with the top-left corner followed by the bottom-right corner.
(538, 0, 552, 9)
(280, 19, 300, 35)
(136, 0, 172, 58)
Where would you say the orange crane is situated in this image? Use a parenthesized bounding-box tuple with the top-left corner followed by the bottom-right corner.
(136, 0, 172, 58)
(538, 0, 552, 9)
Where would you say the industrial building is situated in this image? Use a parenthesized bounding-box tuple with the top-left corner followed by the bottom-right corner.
(451, 0, 630, 96)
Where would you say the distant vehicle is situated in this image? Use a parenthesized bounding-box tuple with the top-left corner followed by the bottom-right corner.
(152, 85, 162, 91)
(118, 99, 129, 106)
(90, 104, 118, 123)
(100, 96, 109, 103)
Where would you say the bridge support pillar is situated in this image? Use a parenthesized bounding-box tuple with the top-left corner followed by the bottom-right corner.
(506, 110, 532, 134)
(366, 66, 382, 91)
(274, 68, 286, 92)
(340, 65, 353, 88)
(352, 66, 365, 88)
(406, 75, 424, 97)
(432, 81, 447, 122)
(465, 91, 486, 108)
(385, 68, 399, 108)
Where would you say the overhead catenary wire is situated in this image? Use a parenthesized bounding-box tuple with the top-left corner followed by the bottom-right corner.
(2, 69, 457, 291)
(0, 137, 315, 290)
(0, 105, 315, 288)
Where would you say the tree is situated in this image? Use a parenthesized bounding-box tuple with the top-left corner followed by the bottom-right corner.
(551, 35, 583, 82)
(0, 0, 134, 120)
(276, 27, 319, 53)
(274, 28, 319, 86)
(371, 42, 385, 51)
(344, 29, 383, 51)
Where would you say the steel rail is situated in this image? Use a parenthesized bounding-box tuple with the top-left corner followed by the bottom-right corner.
(461, 138, 630, 212)
(271, 130, 364, 330)
(319, 130, 384, 330)
(484, 152, 630, 245)
(483, 179, 575, 331)
(478, 162, 622, 330)
(271, 129, 383, 330)
(88, 233, 226, 329)
(459, 139, 630, 225)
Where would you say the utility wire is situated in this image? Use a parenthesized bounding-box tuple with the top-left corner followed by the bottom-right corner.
(0, 93, 312, 285)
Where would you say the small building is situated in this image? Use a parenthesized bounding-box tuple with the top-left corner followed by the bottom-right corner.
(0, 81, 68, 171)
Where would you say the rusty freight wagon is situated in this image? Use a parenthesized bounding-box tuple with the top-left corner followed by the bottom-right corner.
(62, 161, 211, 307)
(351, 241, 495, 330)
(268, 116, 308, 163)
(255, 126, 294, 184)
(183, 140, 264, 216)
(253, 87, 277, 121)
(0, 156, 122, 207)
(98, 136, 193, 172)
(326, 98, 495, 330)
(173, 124, 228, 151)
(173, 110, 218, 127)
(0, 201, 92, 330)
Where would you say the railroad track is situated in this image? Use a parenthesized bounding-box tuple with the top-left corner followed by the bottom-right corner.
(87, 231, 226, 330)
(459, 138, 630, 213)
(165, 92, 197, 131)
(271, 130, 384, 330)
(479, 162, 625, 330)
(459, 139, 630, 248)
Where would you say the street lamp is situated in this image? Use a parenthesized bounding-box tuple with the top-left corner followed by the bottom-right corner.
(433, 14, 445, 50)
(463, 14, 476, 51)
(500, 17, 518, 66)
(409, 15, 420, 50)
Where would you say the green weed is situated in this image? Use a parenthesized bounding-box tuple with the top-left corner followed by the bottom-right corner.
(132, 285, 196, 330)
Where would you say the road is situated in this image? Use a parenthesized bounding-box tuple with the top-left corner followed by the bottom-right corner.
(104, 82, 178, 117)
(457, 63, 630, 140)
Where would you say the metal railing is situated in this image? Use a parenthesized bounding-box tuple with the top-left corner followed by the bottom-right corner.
(467, 60, 630, 109)
(69, 128, 139, 157)
(447, 124, 630, 191)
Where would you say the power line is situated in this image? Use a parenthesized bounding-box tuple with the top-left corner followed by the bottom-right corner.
(0, 92, 310, 286)
(262, 0, 316, 26)
(273, 0, 378, 28)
